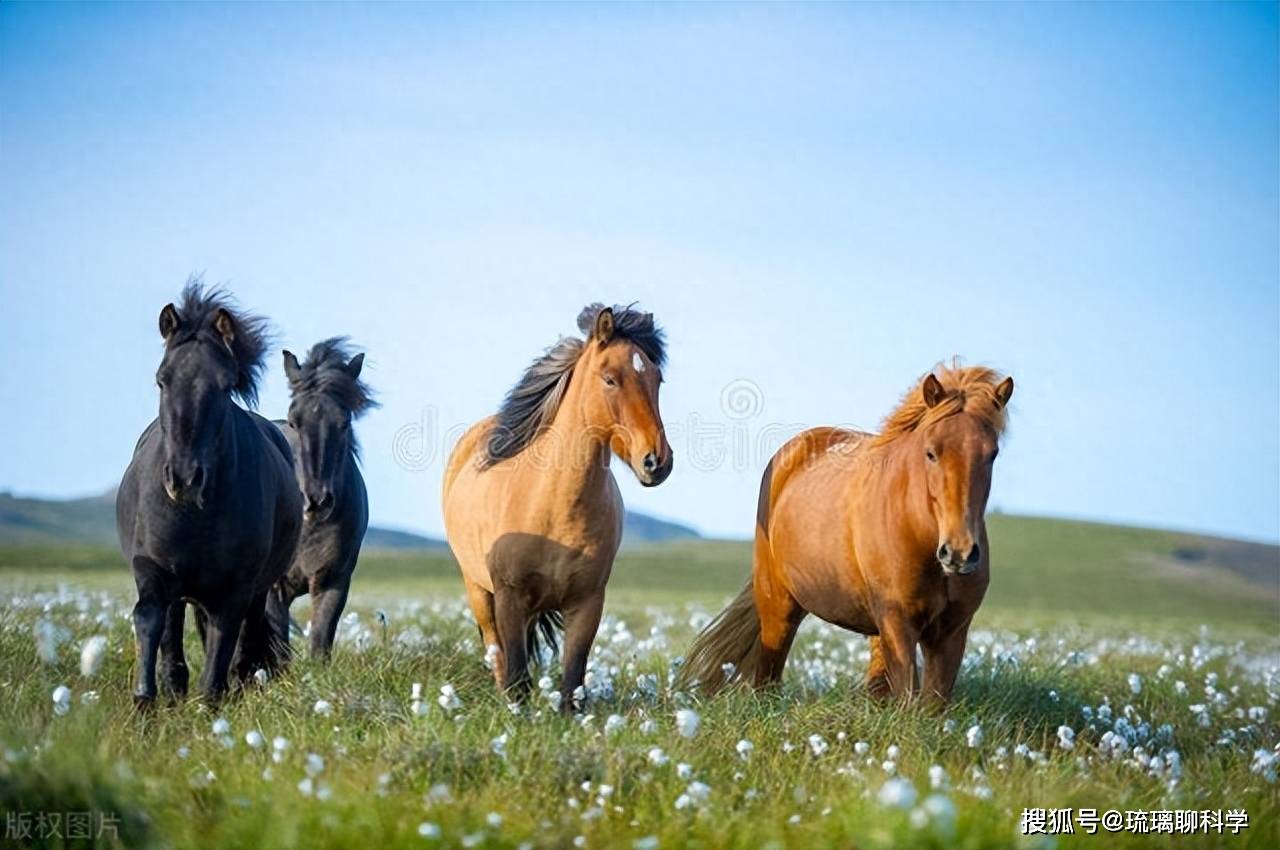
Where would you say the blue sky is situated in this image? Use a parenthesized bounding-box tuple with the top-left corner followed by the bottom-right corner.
(2, 2, 1277, 543)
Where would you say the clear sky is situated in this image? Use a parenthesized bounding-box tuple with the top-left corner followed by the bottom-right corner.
(2, 2, 1277, 543)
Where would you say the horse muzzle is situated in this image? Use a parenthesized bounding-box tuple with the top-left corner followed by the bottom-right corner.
(635, 450, 673, 487)
(162, 461, 208, 508)
(303, 489, 336, 522)
(937, 541, 981, 576)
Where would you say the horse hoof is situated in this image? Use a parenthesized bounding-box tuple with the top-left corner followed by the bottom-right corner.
(133, 693, 157, 712)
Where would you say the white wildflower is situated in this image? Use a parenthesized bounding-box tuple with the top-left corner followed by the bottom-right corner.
(675, 708, 700, 739)
(79, 636, 108, 677)
(438, 684, 462, 712)
(877, 777, 917, 809)
(51, 685, 71, 716)
(1057, 725, 1076, 750)
(674, 780, 711, 810)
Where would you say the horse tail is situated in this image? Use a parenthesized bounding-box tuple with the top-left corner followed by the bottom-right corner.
(677, 582, 764, 695)
(526, 610, 564, 666)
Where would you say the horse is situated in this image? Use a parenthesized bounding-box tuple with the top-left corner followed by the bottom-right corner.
(264, 338, 375, 664)
(116, 280, 303, 707)
(678, 364, 1013, 704)
(443, 304, 672, 709)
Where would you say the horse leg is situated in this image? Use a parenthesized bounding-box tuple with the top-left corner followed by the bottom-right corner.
(921, 617, 972, 706)
(866, 636, 891, 698)
(493, 588, 531, 700)
(264, 574, 304, 671)
(752, 574, 802, 687)
(130, 557, 177, 710)
(464, 581, 503, 686)
(198, 600, 248, 705)
(872, 613, 921, 701)
(232, 590, 276, 683)
(158, 600, 189, 700)
(560, 593, 605, 713)
(193, 605, 211, 656)
(308, 578, 350, 661)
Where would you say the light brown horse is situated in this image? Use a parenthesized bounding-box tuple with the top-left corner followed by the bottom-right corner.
(443, 304, 672, 708)
(679, 364, 1013, 704)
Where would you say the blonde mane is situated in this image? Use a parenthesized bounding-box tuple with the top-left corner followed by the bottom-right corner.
(870, 363, 1009, 448)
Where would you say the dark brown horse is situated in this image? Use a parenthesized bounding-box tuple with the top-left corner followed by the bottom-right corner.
(679, 364, 1013, 704)
(266, 338, 375, 664)
(116, 281, 302, 706)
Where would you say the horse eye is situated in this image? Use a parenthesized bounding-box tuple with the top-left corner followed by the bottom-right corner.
(925, 449, 938, 463)
(602, 373, 617, 388)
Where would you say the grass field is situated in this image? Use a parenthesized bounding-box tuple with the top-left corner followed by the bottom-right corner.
(1, 515, 1277, 849)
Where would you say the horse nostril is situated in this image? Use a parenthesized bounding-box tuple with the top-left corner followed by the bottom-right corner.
(189, 466, 204, 489)
(643, 453, 659, 473)
(937, 544, 951, 563)
(966, 543, 982, 565)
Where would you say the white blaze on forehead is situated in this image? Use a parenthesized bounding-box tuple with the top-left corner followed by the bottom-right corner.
(632, 351, 646, 373)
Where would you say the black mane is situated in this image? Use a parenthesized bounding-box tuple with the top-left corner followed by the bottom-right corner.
(576, 302, 667, 368)
(167, 277, 272, 408)
(287, 337, 377, 417)
(483, 303, 665, 467)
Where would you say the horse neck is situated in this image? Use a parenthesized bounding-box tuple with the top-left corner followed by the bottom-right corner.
(867, 434, 938, 560)
(213, 402, 244, 482)
(528, 369, 613, 496)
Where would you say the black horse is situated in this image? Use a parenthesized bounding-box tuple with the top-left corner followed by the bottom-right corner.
(265, 338, 375, 663)
(116, 281, 302, 706)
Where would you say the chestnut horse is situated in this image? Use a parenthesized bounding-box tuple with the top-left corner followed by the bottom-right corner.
(679, 364, 1013, 704)
(443, 304, 672, 708)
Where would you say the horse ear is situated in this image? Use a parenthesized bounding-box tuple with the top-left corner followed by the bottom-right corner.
(922, 374, 945, 408)
(282, 350, 302, 384)
(213, 309, 236, 350)
(159, 303, 181, 340)
(994, 376, 1014, 408)
(346, 352, 365, 379)
(593, 308, 615, 345)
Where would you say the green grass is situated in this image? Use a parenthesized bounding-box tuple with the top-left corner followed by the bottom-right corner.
(0, 517, 1277, 849)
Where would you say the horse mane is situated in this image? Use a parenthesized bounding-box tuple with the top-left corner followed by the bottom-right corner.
(287, 337, 378, 418)
(168, 277, 272, 408)
(870, 362, 1009, 449)
(482, 303, 666, 468)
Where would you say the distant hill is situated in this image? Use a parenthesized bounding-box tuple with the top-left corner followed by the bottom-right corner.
(0, 491, 701, 549)
(0, 490, 118, 546)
